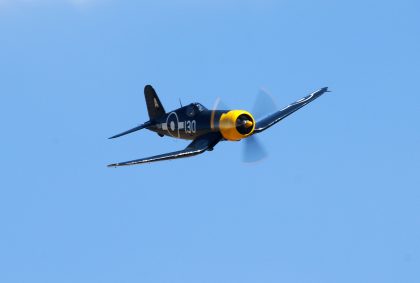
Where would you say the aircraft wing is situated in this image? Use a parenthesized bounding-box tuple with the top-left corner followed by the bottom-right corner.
(254, 87, 329, 133)
(107, 132, 222, 167)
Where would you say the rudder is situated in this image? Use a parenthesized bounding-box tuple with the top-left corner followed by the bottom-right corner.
(144, 85, 166, 120)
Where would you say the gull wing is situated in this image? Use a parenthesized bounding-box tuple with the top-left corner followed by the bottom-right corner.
(108, 132, 222, 167)
(254, 87, 329, 133)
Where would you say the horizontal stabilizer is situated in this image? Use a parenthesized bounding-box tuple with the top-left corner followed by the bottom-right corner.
(109, 121, 151, 139)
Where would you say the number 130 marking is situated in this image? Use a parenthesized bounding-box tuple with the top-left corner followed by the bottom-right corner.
(185, 120, 196, 134)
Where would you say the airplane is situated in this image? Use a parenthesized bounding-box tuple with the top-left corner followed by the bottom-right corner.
(108, 85, 329, 167)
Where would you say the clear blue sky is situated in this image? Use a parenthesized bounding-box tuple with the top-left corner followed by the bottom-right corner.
(1, 1, 419, 282)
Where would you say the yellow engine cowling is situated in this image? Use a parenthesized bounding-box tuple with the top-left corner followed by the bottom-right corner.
(219, 110, 255, 141)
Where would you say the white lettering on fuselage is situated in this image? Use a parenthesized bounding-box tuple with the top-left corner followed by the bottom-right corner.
(185, 120, 196, 134)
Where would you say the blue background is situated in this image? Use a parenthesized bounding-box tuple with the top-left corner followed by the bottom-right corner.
(1, 1, 419, 282)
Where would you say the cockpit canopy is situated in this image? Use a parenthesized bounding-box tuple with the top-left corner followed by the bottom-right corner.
(186, 103, 207, 117)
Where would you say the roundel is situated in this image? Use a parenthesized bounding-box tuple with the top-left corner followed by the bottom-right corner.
(166, 112, 180, 138)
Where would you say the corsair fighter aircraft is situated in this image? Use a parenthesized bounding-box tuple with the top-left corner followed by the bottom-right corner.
(108, 85, 329, 166)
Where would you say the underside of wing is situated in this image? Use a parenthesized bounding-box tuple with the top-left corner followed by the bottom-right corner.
(108, 132, 222, 167)
(254, 87, 329, 133)
(107, 149, 204, 167)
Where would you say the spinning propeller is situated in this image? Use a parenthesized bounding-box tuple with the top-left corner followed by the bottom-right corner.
(212, 88, 278, 163)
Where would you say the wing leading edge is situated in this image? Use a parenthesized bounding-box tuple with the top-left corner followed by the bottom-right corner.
(254, 87, 329, 133)
(107, 132, 222, 167)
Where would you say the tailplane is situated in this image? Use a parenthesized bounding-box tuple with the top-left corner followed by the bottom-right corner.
(108, 85, 165, 139)
(144, 85, 166, 120)
(108, 121, 152, 139)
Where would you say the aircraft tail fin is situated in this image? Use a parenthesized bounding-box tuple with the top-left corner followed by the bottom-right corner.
(144, 85, 166, 120)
